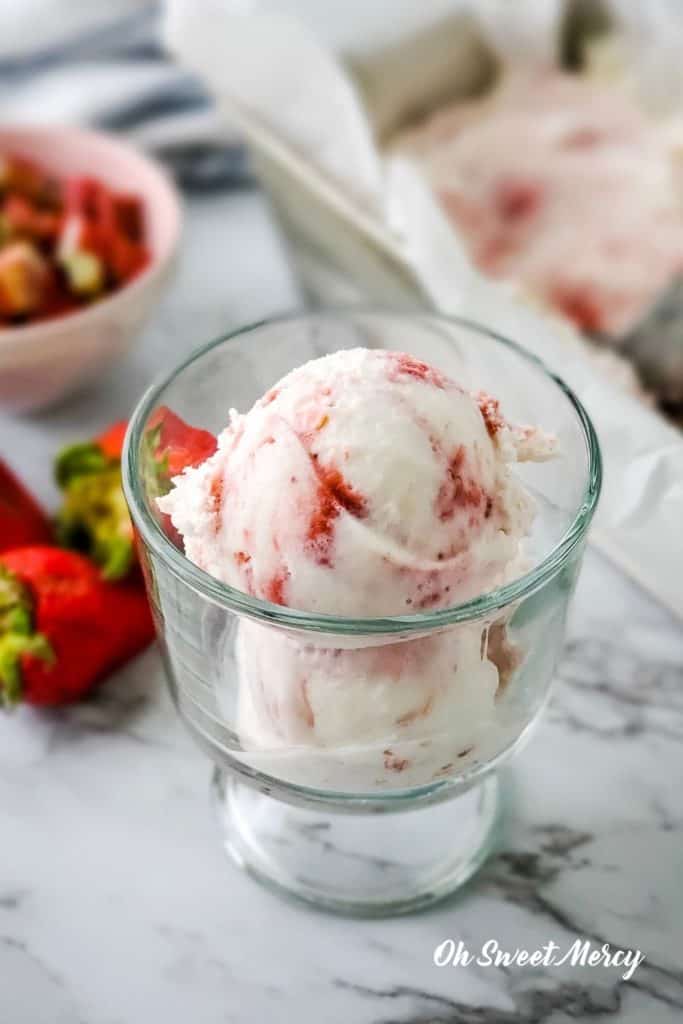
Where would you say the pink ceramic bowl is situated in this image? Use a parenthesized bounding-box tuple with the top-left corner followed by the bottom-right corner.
(0, 125, 182, 412)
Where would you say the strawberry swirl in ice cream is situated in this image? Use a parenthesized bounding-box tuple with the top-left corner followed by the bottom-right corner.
(395, 70, 683, 338)
(159, 348, 555, 790)
(159, 348, 554, 615)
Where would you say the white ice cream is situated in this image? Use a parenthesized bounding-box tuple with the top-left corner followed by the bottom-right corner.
(232, 616, 533, 791)
(160, 347, 555, 791)
(160, 348, 553, 614)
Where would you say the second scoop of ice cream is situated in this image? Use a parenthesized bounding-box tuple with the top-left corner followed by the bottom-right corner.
(158, 347, 554, 617)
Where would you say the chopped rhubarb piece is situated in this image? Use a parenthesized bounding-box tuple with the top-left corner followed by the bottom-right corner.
(0, 241, 50, 318)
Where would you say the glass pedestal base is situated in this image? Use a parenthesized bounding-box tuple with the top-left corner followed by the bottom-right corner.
(211, 769, 500, 917)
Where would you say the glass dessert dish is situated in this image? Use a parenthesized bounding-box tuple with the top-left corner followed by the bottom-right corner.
(123, 312, 601, 917)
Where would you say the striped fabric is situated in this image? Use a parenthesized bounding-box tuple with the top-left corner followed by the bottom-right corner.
(0, 1, 249, 189)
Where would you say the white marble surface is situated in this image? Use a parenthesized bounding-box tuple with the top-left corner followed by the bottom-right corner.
(1, 189, 682, 1024)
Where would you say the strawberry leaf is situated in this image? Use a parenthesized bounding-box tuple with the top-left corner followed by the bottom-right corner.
(0, 565, 54, 706)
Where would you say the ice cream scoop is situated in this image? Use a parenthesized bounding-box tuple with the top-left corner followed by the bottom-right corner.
(159, 347, 555, 790)
(232, 612, 534, 790)
(159, 347, 554, 617)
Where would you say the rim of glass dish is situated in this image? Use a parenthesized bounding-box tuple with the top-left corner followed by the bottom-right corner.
(123, 310, 602, 636)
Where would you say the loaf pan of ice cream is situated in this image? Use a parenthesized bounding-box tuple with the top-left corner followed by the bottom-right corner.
(169, 0, 683, 406)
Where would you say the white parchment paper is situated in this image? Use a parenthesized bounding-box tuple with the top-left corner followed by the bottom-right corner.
(165, 0, 683, 621)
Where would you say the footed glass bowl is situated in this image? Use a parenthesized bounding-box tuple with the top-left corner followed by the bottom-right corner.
(123, 312, 601, 916)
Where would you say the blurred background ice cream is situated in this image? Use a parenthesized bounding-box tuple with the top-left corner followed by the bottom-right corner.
(395, 68, 683, 338)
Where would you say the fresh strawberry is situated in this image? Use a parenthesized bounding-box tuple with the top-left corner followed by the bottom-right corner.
(95, 420, 128, 461)
(55, 426, 134, 581)
(141, 407, 218, 548)
(0, 460, 53, 553)
(0, 154, 61, 208)
(107, 231, 149, 283)
(146, 406, 217, 479)
(112, 195, 145, 242)
(58, 177, 149, 291)
(2, 194, 61, 242)
(0, 546, 154, 707)
(56, 413, 217, 574)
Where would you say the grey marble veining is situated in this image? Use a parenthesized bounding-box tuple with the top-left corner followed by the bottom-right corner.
(1, 190, 682, 1024)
